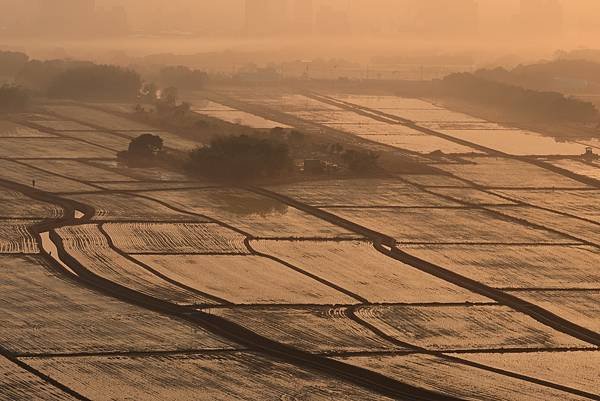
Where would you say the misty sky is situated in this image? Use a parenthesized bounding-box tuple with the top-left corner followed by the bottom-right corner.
(2, 0, 600, 66)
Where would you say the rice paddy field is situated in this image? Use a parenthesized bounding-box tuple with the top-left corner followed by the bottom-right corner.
(427, 187, 518, 205)
(0, 92, 598, 400)
(403, 244, 600, 289)
(322, 207, 569, 244)
(0, 357, 77, 401)
(26, 159, 135, 182)
(67, 193, 210, 222)
(505, 290, 600, 333)
(23, 352, 396, 401)
(144, 188, 359, 238)
(0, 137, 114, 159)
(46, 105, 156, 131)
(267, 179, 458, 207)
(492, 189, 600, 221)
(31, 119, 97, 131)
(58, 130, 135, 151)
(135, 254, 355, 304)
(251, 240, 486, 303)
(0, 120, 54, 137)
(0, 220, 40, 253)
(209, 307, 400, 353)
(57, 224, 214, 306)
(489, 206, 600, 245)
(0, 190, 62, 218)
(104, 222, 248, 254)
(548, 159, 600, 181)
(336, 354, 593, 401)
(438, 129, 588, 156)
(0, 255, 234, 354)
(453, 351, 600, 395)
(354, 304, 589, 350)
(440, 157, 589, 188)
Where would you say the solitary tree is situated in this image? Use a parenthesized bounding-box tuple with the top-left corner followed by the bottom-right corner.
(118, 133, 164, 166)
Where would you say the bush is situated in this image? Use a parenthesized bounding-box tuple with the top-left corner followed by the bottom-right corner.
(342, 149, 380, 173)
(0, 51, 29, 78)
(16, 59, 92, 93)
(0, 85, 30, 112)
(159, 66, 208, 90)
(118, 134, 164, 166)
(439, 73, 599, 122)
(187, 134, 292, 181)
(47, 64, 141, 100)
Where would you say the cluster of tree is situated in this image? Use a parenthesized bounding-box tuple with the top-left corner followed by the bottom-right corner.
(0, 51, 29, 78)
(438, 73, 599, 122)
(16, 59, 93, 93)
(158, 66, 208, 90)
(0, 52, 142, 101)
(117, 134, 164, 167)
(341, 149, 380, 173)
(187, 134, 292, 181)
(474, 60, 600, 93)
(0, 85, 30, 112)
(47, 65, 141, 100)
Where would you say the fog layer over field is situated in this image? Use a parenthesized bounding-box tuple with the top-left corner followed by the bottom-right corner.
(1, 0, 600, 65)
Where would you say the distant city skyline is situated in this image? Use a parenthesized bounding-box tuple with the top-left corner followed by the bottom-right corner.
(0, 0, 598, 43)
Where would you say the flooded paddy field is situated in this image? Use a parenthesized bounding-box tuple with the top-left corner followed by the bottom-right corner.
(0, 93, 598, 400)
(437, 128, 589, 156)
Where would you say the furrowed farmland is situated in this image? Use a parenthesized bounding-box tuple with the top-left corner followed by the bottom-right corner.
(0, 85, 598, 401)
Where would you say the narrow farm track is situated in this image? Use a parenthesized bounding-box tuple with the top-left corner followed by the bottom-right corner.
(248, 186, 600, 348)
(0, 182, 467, 401)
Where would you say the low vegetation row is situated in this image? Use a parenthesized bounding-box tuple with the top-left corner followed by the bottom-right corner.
(425, 72, 599, 123)
(118, 130, 382, 182)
